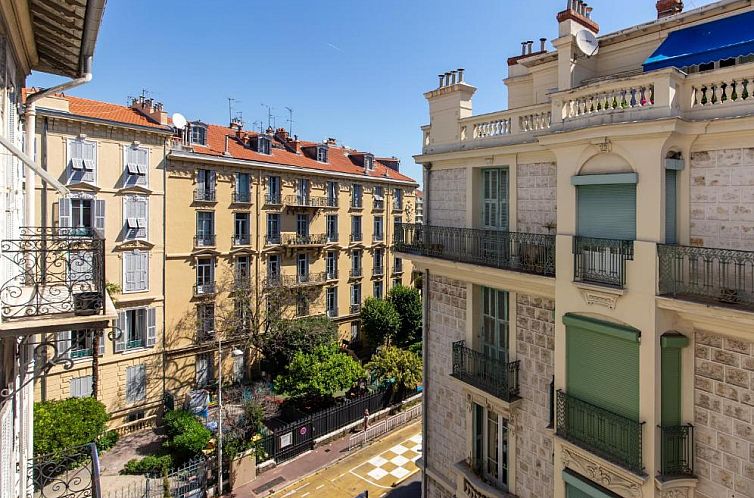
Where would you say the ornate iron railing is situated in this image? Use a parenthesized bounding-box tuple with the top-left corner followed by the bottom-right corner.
(265, 234, 281, 245)
(281, 233, 327, 246)
(284, 194, 329, 208)
(373, 266, 385, 276)
(327, 232, 339, 243)
(265, 194, 282, 205)
(193, 283, 216, 297)
(659, 424, 694, 478)
(232, 191, 251, 204)
(351, 233, 363, 243)
(394, 223, 555, 277)
(193, 188, 216, 202)
(573, 236, 634, 288)
(451, 341, 520, 402)
(232, 234, 251, 246)
(193, 234, 216, 247)
(373, 199, 385, 211)
(283, 272, 327, 287)
(658, 244, 754, 308)
(326, 270, 338, 280)
(326, 197, 338, 208)
(374, 233, 384, 242)
(350, 303, 361, 314)
(556, 390, 644, 473)
(0, 227, 106, 319)
(28, 442, 101, 498)
(350, 268, 363, 278)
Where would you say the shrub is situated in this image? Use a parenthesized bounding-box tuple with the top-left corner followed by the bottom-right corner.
(97, 430, 119, 452)
(34, 397, 110, 456)
(367, 346, 422, 398)
(162, 410, 211, 462)
(121, 454, 173, 475)
(274, 344, 366, 399)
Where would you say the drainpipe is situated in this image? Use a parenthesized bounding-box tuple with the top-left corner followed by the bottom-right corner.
(421, 163, 431, 497)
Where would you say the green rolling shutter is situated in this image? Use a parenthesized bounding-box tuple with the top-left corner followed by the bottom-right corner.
(567, 484, 593, 498)
(577, 184, 636, 239)
(665, 169, 677, 244)
(565, 316, 640, 419)
(660, 334, 687, 426)
(564, 470, 622, 498)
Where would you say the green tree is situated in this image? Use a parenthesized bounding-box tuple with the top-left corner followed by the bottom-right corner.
(274, 344, 366, 399)
(359, 297, 401, 348)
(367, 346, 423, 399)
(162, 410, 212, 462)
(260, 316, 337, 376)
(387, 285, 423, 348)
(34, 397, 110, 456)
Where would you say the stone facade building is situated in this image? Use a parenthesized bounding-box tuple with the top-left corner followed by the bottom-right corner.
(400, 1, 754, 497)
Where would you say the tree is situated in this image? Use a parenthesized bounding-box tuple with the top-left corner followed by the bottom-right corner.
(359, 297, 401, 349)
(260, 316, 337, 376)
(387, 285, 422, 348)
(366, 346, 423, 399)
(34, 397, 110, 456)
(274, 344, 366, 399)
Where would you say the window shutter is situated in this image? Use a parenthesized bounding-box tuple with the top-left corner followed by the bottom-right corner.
(197, 170, 205, 190)
(94, 200, 105, 235)
(577, 184, 637, 240)
(115, 312, 126, 352)
(137, 365, 146, 401)
(665, 170, 677, 244)
(58, 198, 72, 228)
(661, 346, 682, 426)
(83, 142, 96, 182)
(209, 170, 216, 190)
(137, 252, 148, 291)
(147, 308, 157, 347)
(126, 366, 135, 403)
(98, 331, 105, 355)
(499, 169, 509, 230)
(70, 376, 93, 398)
(57, 330, 71, 359)
(123, 253, 135, 292)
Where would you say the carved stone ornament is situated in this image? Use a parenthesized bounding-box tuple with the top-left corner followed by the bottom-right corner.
(561, 446, 642, 497)
(581, 288, 619, 309)
(660, 489, 688, 498)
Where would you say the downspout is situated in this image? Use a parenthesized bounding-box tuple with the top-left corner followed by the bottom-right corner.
(421, 162, 431, 498)
(162, 143, 168, 410)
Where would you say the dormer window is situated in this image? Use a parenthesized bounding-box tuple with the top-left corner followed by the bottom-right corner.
(189, 122, 207, 146)
(258, 136, 271, 155)
(364, 154, 374, 171)
(317, 145, 328, 163)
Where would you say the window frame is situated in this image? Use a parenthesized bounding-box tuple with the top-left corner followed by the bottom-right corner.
(67, 138, 97, 184)
(122, 250, 149, 293)
(124, 145, 149, 187)
(123, 195, 148, 240)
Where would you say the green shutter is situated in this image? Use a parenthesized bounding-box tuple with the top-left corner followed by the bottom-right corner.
(661, 337, 685, 426)
(564, 470, 622, 498)
(665, 169, 677, 244)
(482, 168, 508, 230)
(566, 320, 640, 419)
(577, 184, 636, 239)
(567, 484, 594, 498)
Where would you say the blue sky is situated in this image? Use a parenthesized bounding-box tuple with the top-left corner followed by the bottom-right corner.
(30, 0, 713, 186)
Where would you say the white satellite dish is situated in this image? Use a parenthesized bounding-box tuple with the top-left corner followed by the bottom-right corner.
(575, 30, 599, 57)
(172, 112, 188, 130)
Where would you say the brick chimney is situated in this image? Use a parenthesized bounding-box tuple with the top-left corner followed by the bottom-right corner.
(131, 96, 168, 125)
(557, 0, 599, 36)
(656, 0, 683, 18)
(274, 127, 289, 142)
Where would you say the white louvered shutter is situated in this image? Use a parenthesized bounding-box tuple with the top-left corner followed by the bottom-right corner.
(115, 312, 126, 352)
(123, 253, 135, 292)
(59, 198, 72, 228)
(146, 308, 156, 347)
(83, 142, 96, 182)
(98, 332, 105, 355)
(94, 200, 105, 236)
(135, 252, 148, 291)
(57, 330, 71, 359)
(208, 170, 216, 191)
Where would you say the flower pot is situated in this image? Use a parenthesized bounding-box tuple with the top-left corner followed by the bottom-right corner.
(73, 292, 101, 316)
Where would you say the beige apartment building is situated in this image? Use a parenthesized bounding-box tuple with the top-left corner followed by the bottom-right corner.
(30, 94, 171, 429)
(404, 1, 754, 497)
(164, 122, 417, 402)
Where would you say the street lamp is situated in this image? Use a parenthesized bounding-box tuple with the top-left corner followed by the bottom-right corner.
(217, 336, 245, 494)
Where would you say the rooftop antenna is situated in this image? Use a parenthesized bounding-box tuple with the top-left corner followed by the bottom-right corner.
(227, 97, 239, 125)
(252, 121, 263, 133)
(285, 107, 294, 136)
(261, 104, 274, 129)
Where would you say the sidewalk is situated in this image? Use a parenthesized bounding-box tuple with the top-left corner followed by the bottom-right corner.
(232, 421, 421, 498)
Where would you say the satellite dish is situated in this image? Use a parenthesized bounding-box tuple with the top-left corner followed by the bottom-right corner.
(172, 112, 187, 130)
(575, 30, 599, 57)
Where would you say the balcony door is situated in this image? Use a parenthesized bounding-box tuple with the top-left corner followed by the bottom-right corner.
(482, 168, 508, 231)
(472, 403, 509, 491)
(481, 287, 509, 362)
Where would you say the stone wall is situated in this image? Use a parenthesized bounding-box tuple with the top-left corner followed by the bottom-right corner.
(426, 274, 468, 489)
(426, 477, 455, 498)
(690, 148, 754, 250)
(428, 168, 467, 228)
(516, 162, 557, 234)
(515, 294, 555, 498)
(695, 330, 754, 498)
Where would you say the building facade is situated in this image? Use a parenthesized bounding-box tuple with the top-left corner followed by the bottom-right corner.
(404, 1, 754, 497)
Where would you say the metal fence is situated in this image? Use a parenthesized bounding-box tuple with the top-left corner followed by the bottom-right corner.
(102, 457, 208, 498)
(451, 341, 520, 402)
(348, 402, 423, 450)
(573, 236, 634, 288)
(28, 443, 101, 498)
(659, 424, 694, 478)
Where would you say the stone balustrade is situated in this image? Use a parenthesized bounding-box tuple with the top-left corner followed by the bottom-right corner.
(460, 103, 552, 143)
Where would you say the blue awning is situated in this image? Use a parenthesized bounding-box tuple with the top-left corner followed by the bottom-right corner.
(643, 10, 754, 72)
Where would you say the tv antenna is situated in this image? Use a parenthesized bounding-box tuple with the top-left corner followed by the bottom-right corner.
(285, 107, 294, 136)
(252, 121, 263, 133)
(227, 97, 240, 125)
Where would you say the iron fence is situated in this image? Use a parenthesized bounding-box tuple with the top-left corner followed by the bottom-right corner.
(281, 233, 328, 246)
(193, 235, 216, 248)
(451, 341, 520, 402)
(1, 227, 106, 319)
(265, 194, 282, 205)
(232, 234, 251, 246)
(264, 234, 281, 245)
(394, 223, 555, 277)
(28, 442, 100, 498)
(282, 272, 328, 287)
(573, 236, 634, 288)
(193, 189, 216, 202)
(658, 244, 754, 308)
(284, 195, 330, 208)
(556, 390, 644, 474)
(232, 191, 251, 204)
(659, 424, 694, 478)
(350, 233, 363, 243)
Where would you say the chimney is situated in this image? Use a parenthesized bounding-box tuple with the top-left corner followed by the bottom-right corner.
(131, 96, 168, 125)
(326, 137, 337, 146)
(275, 127, 289, 142)
(289, 135, 300, 153)
(656, 0, 683, 18)
(557, 0, 599, 35)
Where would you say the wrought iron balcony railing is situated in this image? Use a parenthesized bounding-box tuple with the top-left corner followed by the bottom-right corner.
(327, 308, 338, 318)
(373, 233, 384, 243)
(350, 268, 363, 278)
(0, 227, 106, 319)
(194, 235, 216, 247)
(350, 303, 361, 314)
(232, 191, 252, 204)
(658, 244, 754, 309)
(281, 233, 327, 246)
(326, 197, 338, 209)
(284, 195, 329, 208)
(193, 283, 216, 297)
(265, 234, 281, 245)
(326, 270, 338, 280)
(265, 194, 282, 205)
(232, 234, 251, 246)
(264, 275, 282, 288)
(350, 233, 363, 243)
(351, 198, 363, 209)
(451, 341, 520, 402)
(326, 232, 339, 243)
(283, 272, 328, 287)
(373, 199, 385, 211)
(373, 266, 384, 277)
(394, 223, 555, 277)
(193, 189, 216, 202)
(659, 424, 694, 479)
(573, 236, 634, 288)
(556, 390, 644, 474)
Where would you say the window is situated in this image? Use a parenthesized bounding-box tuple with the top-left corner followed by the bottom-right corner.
(374, 186, 384, 210)
(196, 212, 215, 246)
(352, 184, 363, 208)
(394, 257, 403, 273)
(326, 251, 338, 279)
(296, 293, 308, 316)
(196, 257, 214, 293)
(326, 215, 338, 242)
(190, 123, 207, 145)
(266, 213, 280, 243)
(665, 169, 678, 244)
(351, 283, 362, 306)
(393, 277, 402, 288)
(234, 212, 250, 245)
(196, 353, 213, 387)
(374, 248, 384, 274)
(352, 250, 362, 275)
(327, 181, 338, 207)
(350, 322, 360, 342)
(70, 375, 93, 398)
(235, 255, 251, 283)
(317, 145, 328, 163)
(235, 173, 251, 203)
(70, 330, 95, 359)
(297, 253, 309, 282)
(123, 251, 149, 292)
(124, 196, 148, 239)
(393, 188, 403, 210)
(197, 303, 215, 339)
(124, 146, 148, 186)
(296, 214, 309, 237)
(116, 308, 156, 351)
(326, 287, 337, 317)
(393, 216, 402, 236)
(472, 403, 510, 491)
(59, 197, 105, 236)
(126, 411, 145, 423)
(67, 139, 97, 184)
(482, 288, 509, 361)
(297, 179, 310, 204)
(126, 365, 147, 404)
(258, 136, 271, 155)
(267, 176, 281, 203)
(373, 280, 383, 300)
(364, 154, 374, 171)
(374, 216, 384, 241)
(268, 255, 280, 280)
(351, 215, 362, 241)
(196, 169, 216, 200)
(482, 168, 509, 230)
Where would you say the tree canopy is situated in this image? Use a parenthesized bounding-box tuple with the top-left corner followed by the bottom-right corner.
(260, 315, 338, 376)
(274, 344, 366, 399)
(387, 285, 422, 348)
(366, 346, 423, 395)
(359, 297, 401, 348)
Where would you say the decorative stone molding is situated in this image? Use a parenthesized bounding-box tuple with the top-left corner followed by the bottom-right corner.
(561, 446, 643, 497)
(574, 282, 625, 309)
(659, 489, 688, 498)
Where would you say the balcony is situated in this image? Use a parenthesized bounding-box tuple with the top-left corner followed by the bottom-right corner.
(194, 234, 216, 248)
(284, 194, 329, 209)
(450, 341, 520, 403)
(394, 223, 555, 277)
(556, 390, 644, 474)
(327, 308, 338, 318)
(0, 227, 108, 322)
(282, 272, 328, 287)
(193, 283, 216, 297)
(193, 189, 216, 202)
(326, 270, 338, 281)
(350, 233, 363, 244)
(373, 266, 384, 277)
(325, 197, 338, 209)
(573, 236, 634, 288)
(326, 232, 339, 244)
(265, 194, 282, 206)
(658, 425, 694, 480)
(281, 233, 327, 247)
(350, 268, 363, 278)
(658, 244, 754, 310)
(265, 234, 281, 246)
(350, 303, 361, 314)
(373, 199, 384, 211)
(232, 191, 252, 204)
(232, 234, 251, 246)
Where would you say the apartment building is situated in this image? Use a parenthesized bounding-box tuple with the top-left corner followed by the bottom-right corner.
(416, 190, 424, 224)
(29, 94, 172, 429)
(0, 2, 107, 498)
(403, 1, 754, 497)
(164, 123, 417, 403)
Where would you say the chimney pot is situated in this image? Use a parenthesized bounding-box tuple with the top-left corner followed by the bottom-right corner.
(521, 42, 527, 55)
(540, 38, 547, 52)
(585, 6, 593, 18)
(656, 0, 683, 18)
(527, 41, 534, 54)
(457, 68, 465, 82)
(438, 74, 445, 87)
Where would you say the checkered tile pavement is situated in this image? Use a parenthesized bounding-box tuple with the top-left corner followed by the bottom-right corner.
(351, 434, 422, 486)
